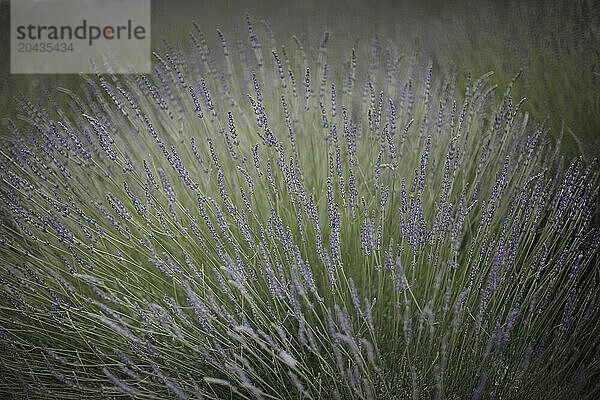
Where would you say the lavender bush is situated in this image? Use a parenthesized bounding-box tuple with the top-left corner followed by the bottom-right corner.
(0, 13, 598, 399)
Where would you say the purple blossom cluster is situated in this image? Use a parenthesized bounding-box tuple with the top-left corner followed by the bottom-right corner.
(0, 12, 597, 400)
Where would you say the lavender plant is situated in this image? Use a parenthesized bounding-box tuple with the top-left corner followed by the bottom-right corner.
(0, 13, 599, 400)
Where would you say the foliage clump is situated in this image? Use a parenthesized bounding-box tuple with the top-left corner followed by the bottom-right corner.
(0, 13, 598, 400)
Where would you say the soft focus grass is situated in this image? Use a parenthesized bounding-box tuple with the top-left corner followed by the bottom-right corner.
(1, 0, 598, 158)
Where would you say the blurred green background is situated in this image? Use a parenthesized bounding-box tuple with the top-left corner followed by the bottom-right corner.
(1, 0, 599, 159)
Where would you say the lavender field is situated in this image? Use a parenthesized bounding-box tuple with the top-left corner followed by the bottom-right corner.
(0, 1, 598, 399)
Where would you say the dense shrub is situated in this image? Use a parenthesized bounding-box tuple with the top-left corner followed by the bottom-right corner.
(0, 13, 598, 399)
